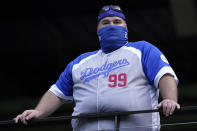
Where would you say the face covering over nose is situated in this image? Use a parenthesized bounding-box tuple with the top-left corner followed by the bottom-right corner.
(98, 25, 128, 53)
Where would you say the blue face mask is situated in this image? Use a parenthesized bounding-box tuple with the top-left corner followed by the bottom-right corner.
(98, 25, 128, 53)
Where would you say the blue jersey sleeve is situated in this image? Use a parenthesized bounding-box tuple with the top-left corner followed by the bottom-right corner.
(141, 42, 170, 85)
(56, 61, 74, 96)
(130, 41, 171, 85)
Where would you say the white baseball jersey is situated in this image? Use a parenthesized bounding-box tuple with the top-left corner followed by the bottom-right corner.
(50, 41, 178, 131)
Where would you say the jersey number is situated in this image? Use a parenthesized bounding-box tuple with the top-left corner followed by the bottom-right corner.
(108, 73, 127, 88)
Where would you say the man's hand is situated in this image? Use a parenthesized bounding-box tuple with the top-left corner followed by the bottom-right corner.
(157, 99, 180, 116)
(13, 90, 66, 125)
(14, 109, 42, 125)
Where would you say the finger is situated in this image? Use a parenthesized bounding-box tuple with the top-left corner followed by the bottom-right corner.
(157, 102, 162, 109)
(25, 110, 34, 120)
(165, 102, 172, 116)
(162, 102, 168, 116)
(169, 104, 176, 115)
(13, 115, 21, 123)
(16, 115, 24, 124)
(26, 112, 36, 120)
(166, 102, 173, 115)
(13, 117, 18, 123)
(21, 116, 27, 125)
(21, 112, 27, 124)
(16, 114, 27, 125)
(21, 111, 31, 125)
(176, 104, 180, 109)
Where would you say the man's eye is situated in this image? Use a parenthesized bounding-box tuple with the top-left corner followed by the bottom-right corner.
(114, 20, 122, 24)
(102, 21, 110, 25)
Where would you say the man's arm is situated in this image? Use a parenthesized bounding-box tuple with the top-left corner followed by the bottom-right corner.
(14, 90, 67, 124)
(157, 74, 180, 116)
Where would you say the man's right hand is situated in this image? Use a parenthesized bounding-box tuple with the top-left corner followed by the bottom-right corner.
(14, 109, 42, 125)
(13, 90, 65, 125)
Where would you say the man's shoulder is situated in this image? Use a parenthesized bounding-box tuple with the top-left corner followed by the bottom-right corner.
(126, 40, 155, 50)
(72, 50, 100, 64)
(79, 50, 100, 58)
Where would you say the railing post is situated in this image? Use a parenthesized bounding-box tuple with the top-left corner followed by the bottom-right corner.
(114, 115, 119, 131)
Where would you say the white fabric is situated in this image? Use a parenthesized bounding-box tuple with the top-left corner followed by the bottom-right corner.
(154, 66, 179, 88)
(49, 84, 73, 100)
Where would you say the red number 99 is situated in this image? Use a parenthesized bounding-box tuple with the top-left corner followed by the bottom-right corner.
(108, 73, 127, 88)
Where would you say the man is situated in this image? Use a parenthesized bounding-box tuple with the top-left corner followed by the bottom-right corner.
(14, 5, 180, 131)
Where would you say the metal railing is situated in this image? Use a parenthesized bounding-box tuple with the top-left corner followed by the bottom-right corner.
(1, 106, 197, 131)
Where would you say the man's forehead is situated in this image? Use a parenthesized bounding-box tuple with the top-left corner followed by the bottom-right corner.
(100, 16, 125, 21)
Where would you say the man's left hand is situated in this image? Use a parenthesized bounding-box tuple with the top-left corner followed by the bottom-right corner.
(157, 99, 180, 116)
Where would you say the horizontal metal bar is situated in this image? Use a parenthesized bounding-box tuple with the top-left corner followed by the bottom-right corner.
(0, 106, 197, 126)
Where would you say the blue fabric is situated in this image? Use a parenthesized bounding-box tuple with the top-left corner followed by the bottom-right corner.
(98, 9, 126, 22)
(56, 62, 74, 96)
(56, 50, 99, 96)
(56, 41, 171, 96)
(126, 41, 170, 85)
(98, 25, 128, 54)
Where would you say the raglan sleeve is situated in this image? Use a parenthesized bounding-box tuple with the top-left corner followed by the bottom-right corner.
(49, 61, 74, 100)
(141, 42, 178, 88)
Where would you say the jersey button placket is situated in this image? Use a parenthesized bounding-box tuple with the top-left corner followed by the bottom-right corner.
(98, 53, 108, 130)
(96, 53, 105, 130)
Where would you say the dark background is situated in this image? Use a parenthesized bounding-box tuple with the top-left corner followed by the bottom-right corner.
(0, 0, 197, 130)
